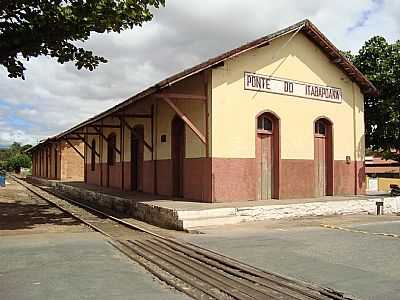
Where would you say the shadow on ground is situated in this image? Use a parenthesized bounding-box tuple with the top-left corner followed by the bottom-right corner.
(0, 201, 81, 231)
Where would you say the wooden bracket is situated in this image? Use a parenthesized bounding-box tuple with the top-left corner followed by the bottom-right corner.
(64, 139, 84, 159)
(119, 116, 153, 152)
(76, 134, 100, 158)
(91, 126, 121, 155)
(160, 95, 206, 144)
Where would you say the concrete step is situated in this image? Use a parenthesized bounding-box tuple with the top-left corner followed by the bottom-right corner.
(182, 215, 247, 229)
(177, 207, 237, 220)
(179, 197, 400, 229)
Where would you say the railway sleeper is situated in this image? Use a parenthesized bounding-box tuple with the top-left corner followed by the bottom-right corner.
(110, 240, 215, 300)
(150, 239, 321, 300)
(122, 240, 230, 300)
(174, 240, 343, 300)
(139, 238, 280, 300)
(148, 237, 313, 300)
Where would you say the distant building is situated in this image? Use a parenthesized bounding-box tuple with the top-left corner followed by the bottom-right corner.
(365, 156, 400, 192)
(365, 156, 400, 178)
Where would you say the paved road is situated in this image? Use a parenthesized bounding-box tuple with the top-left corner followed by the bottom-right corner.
(179, 215, 400, 300)
(0, 180, 189, 300)
(0, 233, 188, 300)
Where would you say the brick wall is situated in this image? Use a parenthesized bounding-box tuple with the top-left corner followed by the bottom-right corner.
(60, 141, 84, 181)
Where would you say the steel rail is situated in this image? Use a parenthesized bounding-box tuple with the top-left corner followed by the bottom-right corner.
(9, 176, 215, 299)
(148, 237, 313, 300)
(10, 175, 351, 300)
(130, 239, 265, 300)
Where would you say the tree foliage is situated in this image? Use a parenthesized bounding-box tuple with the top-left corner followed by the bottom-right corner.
(349, 36, 400, 161)
(6, 153, 31, 173)
(0, 0, 165, 79)
(0, 142, 32, 173)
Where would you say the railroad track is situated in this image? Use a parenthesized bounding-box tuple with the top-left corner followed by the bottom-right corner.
(10, 175, 353, 300)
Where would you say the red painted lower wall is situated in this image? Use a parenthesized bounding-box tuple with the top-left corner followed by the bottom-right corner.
(155, 159, 172, 196)
(210, 158, 366, 201)
(211, 158, 256, 202)
(86, 165, 101, 186)
(84, 158, 365, 203)
(280, 160, 314, 199)
(143, 161, 155, 193)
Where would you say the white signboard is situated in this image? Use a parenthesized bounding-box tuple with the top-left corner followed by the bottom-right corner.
(244, 72, 342, 103)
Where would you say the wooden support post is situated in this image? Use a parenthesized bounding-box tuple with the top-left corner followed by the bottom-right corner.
(151, 104, 154, 161)
(121, 118, 124, 191)
(153, 102, 158, 194)
(65, 139, 84, 159)
(100, 120, 103, 186)
(46, 146, 49, 178)
(202, 72, 209, 158)
(84, 127, 87, 183)
(160, 95, 206, 144)
(202, 71, 209, 203)
(151, 104, 156, 194)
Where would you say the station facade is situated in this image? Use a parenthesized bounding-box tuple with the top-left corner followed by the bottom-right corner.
(29, 20, 377, 202)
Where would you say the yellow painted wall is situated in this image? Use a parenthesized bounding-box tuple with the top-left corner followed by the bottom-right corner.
(85, 72, 207, 163)
(155, 98, 205, 160)
(86, 133, 100, 165)
(211, 32, 365, 161)
(154, 73, 207, 160)
(378, 178, 400, 192)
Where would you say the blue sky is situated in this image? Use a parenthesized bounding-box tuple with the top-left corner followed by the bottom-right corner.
(0, 100, 31, 128)
(0, 0, 398, 146)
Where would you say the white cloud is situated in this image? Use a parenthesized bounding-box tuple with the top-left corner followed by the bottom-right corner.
(0, 0, 398, 146)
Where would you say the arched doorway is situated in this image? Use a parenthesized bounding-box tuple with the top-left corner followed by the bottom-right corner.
(314, 118, 333, 197)
(131, 126, 144, 191)
(171, 116, 185, 197)
(256, 112, 280, 200)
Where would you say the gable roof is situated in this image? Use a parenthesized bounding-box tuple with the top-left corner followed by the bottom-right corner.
(27, 19, 377, 153)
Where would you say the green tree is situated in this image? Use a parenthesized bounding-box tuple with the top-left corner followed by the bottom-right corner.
(8, 142, 22, 155)
(350, 37, 400, 161)
(0, 143, 33, 173)
(6, 153, 31, 173)
(21, 144, 32, 153)
(1, 0, 165, 79)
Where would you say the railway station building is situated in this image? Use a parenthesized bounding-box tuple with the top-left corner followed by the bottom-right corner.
(29, 19, 377, 203)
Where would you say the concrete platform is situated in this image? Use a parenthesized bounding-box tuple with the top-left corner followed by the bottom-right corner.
(27, 176, 400, 230)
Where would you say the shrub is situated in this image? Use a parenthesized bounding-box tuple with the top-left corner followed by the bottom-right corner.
(6, 154, 31, 173)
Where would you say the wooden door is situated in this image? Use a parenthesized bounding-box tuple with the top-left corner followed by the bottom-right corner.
(314, 135, 327, 197)
(131, 126, 144, 191)
(259, 134, 274, 200)
(172, 117, 185, 197)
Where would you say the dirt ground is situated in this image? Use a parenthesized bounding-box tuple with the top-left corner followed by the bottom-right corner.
(0, 179, 91, 236)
